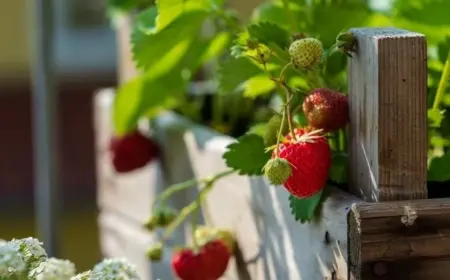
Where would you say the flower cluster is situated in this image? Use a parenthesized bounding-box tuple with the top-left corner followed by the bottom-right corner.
(0, 237, 141, 280)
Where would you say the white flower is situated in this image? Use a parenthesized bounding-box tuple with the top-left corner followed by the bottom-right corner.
(34, 257, 76, 280)
(0, 243, 27, 277)
(91, 258, 140, 280)
(10, 237, 47, 259)
(9, 237, 47, 272)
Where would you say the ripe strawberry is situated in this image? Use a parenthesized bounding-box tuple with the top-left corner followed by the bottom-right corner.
(201, 240, 231, 279)
(171, 240, 230, 280)
(194, 226, 235, 254)
(289, 38, 323, 69)
(171, 248, 206, 280)
(109, 129, 159, 173)
(276, 129, 331, 198)
(263, 158, 292, 186)
(302, 88, 349, 132)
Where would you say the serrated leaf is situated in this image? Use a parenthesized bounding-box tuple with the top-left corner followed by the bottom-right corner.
(288, 190, 323, 224)
(222, 134, 271, 175)
(156, 0, 211, 30)
(241, 75, 276, 98)
(247, 22, 290, 49)
(218, 57, 263, 93)
(428, 152, 450, 181)
(131, 9, 208, 70)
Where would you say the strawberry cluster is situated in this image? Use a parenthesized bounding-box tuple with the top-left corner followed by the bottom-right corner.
(263, 37, 349, 199)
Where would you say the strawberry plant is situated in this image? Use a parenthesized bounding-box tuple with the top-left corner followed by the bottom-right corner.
(106, 0, 450, 278)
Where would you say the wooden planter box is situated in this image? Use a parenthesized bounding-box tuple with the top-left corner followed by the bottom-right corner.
(95, 25, 450, 280)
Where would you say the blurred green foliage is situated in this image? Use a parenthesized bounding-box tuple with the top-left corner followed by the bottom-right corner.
(108, 0, 450, 183)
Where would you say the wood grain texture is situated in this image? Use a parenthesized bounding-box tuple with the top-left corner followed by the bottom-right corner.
(348, 28, 428, 202)
(348, 198, 450, 280)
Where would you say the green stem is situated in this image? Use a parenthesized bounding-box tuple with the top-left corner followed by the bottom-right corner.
(279, 62, 293, 81)
(281, 0, 298, 32)
(433, 51, 450, 110)
(285, 89, 296, 139)
(159, 169, 235, 242)
(275, 107, 287, 157)
(153, 170, 235, 209)
(154, 178, 198, 208)
(162, 181, 215, 242)
(190, 188, 203, 252)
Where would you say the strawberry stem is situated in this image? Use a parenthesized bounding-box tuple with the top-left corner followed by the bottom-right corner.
(153, 169, 235, 209)
(159, 170, 235, 244)
(275, 107, 287, 157)
(433, 50, 450, 110)
(285, 88, 296, 139)
(190, 187, 203, 253)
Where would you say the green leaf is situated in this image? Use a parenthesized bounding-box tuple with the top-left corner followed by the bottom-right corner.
(393, 0, 450, 27)
(324, 50, 347, 77)
(155, 0, 211, 30)
(329, 152, 348, 184)
(200, 32, 232, 64)
(437, 36, 450, 65)
(310, 3, 370, 48)
(248, 123, 267, 137)
(218, 57, 263, 93)
(428, 152, 450, 181)
(241, 75, 276, 98)
(223, 134, 271, 175)
(131, 9, 208, 70)
(251, 1, 307, 30)
(428, 108, 445, 128)
(288, 190, 323, 224)
(113, 71, 186, 135)
(247, 22, 290, 49)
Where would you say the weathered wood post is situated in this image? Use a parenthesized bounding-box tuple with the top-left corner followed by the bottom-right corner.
(347, 28, 450, 279)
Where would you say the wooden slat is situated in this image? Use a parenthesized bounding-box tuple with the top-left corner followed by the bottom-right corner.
(348, 28, 428, 202)
(348, 199, 450, 280)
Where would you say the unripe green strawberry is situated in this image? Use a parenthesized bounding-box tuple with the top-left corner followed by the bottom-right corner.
(147, 243, 163, 262)
(263, 158, 292, 186)
(264, 115, 289, 147)
(289, 38, 323, 69)
(302, 88, 349, 132)
(144, 207, 178, 231)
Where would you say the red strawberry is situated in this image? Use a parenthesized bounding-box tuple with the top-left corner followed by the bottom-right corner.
(109, 129, 159, 173)
(276, 129, 331, 198)
(302, 88, 349, 132)
(201, 240, 230, 279)
(171, 240, 230, 280)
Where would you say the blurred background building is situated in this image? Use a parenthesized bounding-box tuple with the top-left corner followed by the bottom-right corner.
(0, 0, 116, 270)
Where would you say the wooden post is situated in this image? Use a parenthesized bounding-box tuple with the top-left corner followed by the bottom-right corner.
(348, 199, 450, 280)
(348, 28, 428, 202)
(346, 28, 450, 280)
